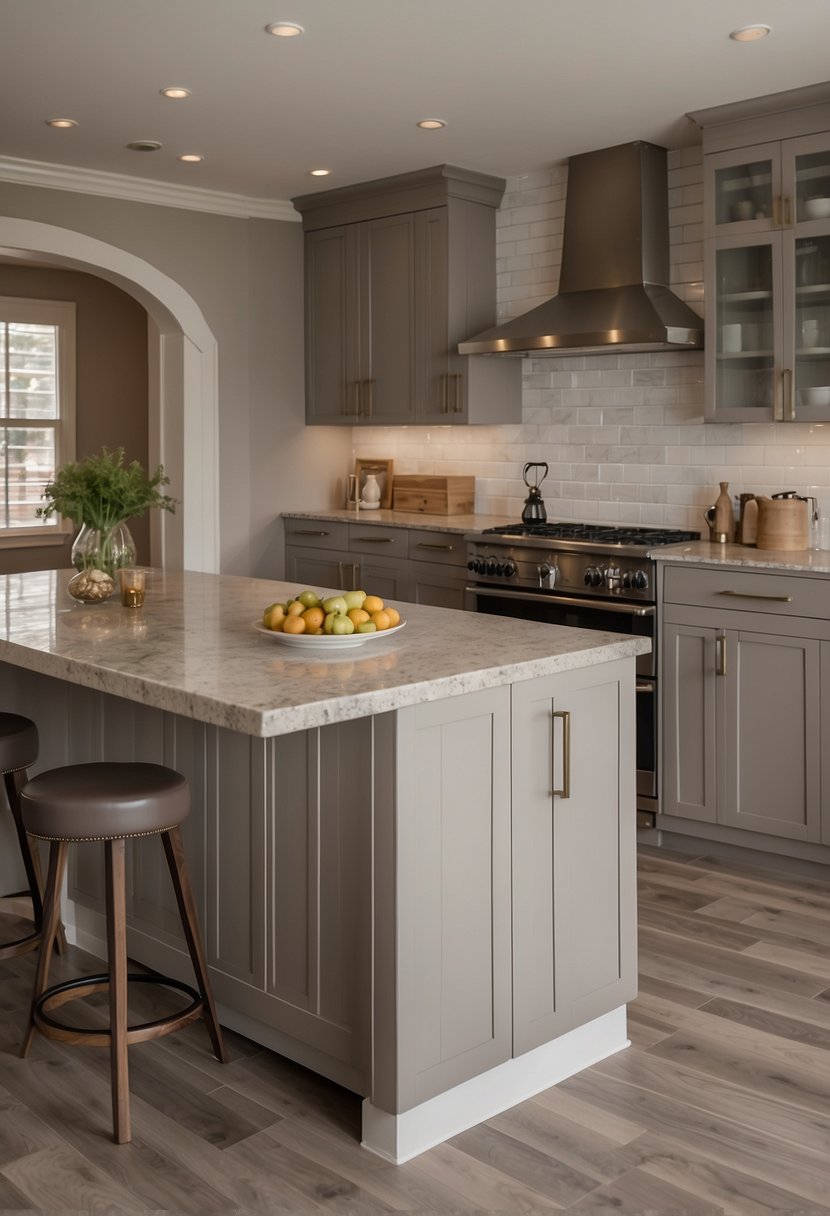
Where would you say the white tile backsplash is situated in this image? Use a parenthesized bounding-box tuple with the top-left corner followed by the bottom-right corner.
(355, 147, 830, 529)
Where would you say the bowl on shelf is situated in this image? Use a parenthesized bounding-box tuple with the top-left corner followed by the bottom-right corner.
(804, 197, 830, 220)
(800, 385, 830, 407)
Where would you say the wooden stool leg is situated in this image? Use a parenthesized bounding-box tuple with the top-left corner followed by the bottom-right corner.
(161, 827, 227, 1063)
(105, 839, 131, 1144)
(4, 770, 67, 955)
(20, 840, 67, 1058)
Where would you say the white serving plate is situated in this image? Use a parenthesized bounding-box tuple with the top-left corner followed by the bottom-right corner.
(253, 619, 406, 649)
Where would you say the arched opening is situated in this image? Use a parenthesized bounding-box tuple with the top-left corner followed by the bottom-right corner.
(0, 217, 219, 572)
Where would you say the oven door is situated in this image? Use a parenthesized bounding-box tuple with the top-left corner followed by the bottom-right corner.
(465, 585, 655, 677)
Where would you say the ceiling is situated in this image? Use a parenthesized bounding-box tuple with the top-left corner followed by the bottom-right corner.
(3, 0, 830, 206)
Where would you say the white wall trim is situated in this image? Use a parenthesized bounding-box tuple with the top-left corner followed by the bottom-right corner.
(0, 154, 300, 223)
(0, 216, 220, 572)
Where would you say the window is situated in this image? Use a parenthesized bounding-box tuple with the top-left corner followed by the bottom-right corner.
(0, 297, 75, 541)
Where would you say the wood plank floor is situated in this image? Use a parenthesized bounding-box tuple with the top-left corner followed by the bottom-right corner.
(3, 845, 830, 1213)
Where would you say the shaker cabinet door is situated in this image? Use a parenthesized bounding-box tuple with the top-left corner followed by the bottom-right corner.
(304, 226, 359, 424)
(357, 213, 417, 424)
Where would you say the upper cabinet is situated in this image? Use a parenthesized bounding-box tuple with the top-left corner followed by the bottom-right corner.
(693, 86, 830, 423)
(294, 165, 522, 427)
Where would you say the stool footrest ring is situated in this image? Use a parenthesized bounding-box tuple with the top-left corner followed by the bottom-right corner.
(34, 972, 204, 1047)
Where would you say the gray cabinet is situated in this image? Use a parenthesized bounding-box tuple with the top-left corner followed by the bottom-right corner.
(294, 165, 522, 427)
(407, 527, 469, 609)
(662, 563, 829, 844)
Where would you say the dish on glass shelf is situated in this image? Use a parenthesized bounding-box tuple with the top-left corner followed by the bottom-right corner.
(799, 385, 830, 407)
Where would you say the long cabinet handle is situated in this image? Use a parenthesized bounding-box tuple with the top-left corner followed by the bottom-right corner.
(716, 633, 727, 678)
(415, 542, 454, 551)
(360, 379, 374, 418)
(773, 195, 782, 226)
(717, 589, 793, 603)
(551, 709, 571, 800)
(453, 373, 463, 414)
(465, 585, 655, 616)
(294, 529, 330, 537)
(337, 560, 359, 588)
(783, 368, 795, 421)
(783, 195, 792, 227)
(635, 682, 655, 695)
(347, 381, 361, 417)
(353, 536, 393, 544)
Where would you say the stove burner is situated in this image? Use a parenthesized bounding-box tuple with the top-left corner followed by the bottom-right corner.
(482, 522, 699, 546)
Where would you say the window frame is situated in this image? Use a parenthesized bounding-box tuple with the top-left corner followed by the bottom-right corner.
(0, 296, 76, 547)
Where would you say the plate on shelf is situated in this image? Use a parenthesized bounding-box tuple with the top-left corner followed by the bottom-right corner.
(252, 620, 406, 649)
(720, 290, 771, 303)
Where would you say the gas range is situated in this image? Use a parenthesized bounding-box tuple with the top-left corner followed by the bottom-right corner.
(465, 521, 700, 602)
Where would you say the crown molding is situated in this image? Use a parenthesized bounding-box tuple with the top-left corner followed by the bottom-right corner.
(0, 155, 300, 222)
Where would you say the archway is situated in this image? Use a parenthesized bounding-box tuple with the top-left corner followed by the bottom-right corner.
(0, 217, 219, 572)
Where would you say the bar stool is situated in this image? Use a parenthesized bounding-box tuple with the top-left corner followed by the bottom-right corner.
(19, 761, 227, 1144)
(0, 713, 46, 959)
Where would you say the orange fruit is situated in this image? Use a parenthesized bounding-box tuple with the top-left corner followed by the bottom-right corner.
(371, 610, 391, 631)
(348, 607, 370, 626)
(363, 595, 384, 614)
(384, 607, 400, 627)
(283, 615, 307, 634)
(305, 626, 324, 635)
(302, 606, 325, 629)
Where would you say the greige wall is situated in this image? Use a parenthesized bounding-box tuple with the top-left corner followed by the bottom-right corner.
(0, 265, 149, 574)
(0, 181, 351, 577)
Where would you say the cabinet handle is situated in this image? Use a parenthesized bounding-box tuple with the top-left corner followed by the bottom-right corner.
(717, 589, 793, 603)
(441, 373, 449, 414)
(361, 379, 374, 418)
(337, 560, 359, 588)
(773, 195, 782, 226)
(716, 633, 727, 678)
(783, 368, 795, 421)
(551, 709, 571, 800)
(347, 381, 361, 417)
(453, 373, 463, 414)
(353, 536, 393, 543)
(635, 682, 654, 694)
(415, 542, 454, 551)
(783, 195, 792, 226)
(295, 529, 329, 537)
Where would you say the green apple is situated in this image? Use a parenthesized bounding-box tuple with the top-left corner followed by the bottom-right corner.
(297, 589, 321, 608)
(323, 612, 337, 634)
(322, 595, 348, 615)
(331, 615, 355, 635)
(343, 589, 367, 611)
(356, 621, 377, 633)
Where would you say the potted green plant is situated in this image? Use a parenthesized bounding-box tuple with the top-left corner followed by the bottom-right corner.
(38, 447, 176, 603)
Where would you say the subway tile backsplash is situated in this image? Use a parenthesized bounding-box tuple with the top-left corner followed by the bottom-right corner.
(355, 147, 830, 529)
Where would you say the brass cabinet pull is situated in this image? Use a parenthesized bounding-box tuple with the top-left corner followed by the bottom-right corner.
(635, 682, 655, 694)
(415, 542, 454, 551)
(338, 560, 359, 587)
(347, 381, 361, 417)
(773, 195, 782, 226)
(353, 536, 393, 544)
(551, 709, 571, 800)
(365, 379, 374, 417)
(716, 633, 727, 678)
(783, 368, 795, 421)
(783, 195, 792, 227)
(295, 529, 329, 537)
(453, 373, 463, 414)
(717, 589, 793, 603)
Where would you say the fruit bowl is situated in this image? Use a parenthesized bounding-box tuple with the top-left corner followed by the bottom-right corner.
(253, 620, 406, 649)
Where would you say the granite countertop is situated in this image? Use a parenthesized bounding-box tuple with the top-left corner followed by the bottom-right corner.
(0, 569, 649, 739)
(283, 509, 513, 534)
(654, 540, 830, 574)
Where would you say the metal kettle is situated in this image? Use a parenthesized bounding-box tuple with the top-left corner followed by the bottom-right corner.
(521, 462, 548, 525)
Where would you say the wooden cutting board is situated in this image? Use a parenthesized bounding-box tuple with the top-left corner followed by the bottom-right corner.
(393, 475, 475, 515)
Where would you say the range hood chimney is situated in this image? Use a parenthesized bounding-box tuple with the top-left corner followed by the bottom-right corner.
(459, 140, 703, 357)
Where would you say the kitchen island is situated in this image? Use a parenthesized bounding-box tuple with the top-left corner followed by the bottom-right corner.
(0, 568, 647, 1162)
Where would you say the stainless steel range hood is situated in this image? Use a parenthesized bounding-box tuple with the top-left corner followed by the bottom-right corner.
(459, 141, 703, 358)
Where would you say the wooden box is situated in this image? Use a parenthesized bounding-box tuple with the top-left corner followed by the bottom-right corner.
(393, 475, 475, 516)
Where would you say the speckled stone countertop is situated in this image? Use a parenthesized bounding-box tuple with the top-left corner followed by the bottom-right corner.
(0, 569, 648, 739)
(283, 509, 513, 534)
(654, 541, 830, 574)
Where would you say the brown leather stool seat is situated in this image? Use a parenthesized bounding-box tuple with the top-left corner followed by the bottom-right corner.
(19, 761, 226, 1144)
(0, 713, 47, 960)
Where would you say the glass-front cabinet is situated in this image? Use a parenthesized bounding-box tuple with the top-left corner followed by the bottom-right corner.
(705, 132, 830, 422)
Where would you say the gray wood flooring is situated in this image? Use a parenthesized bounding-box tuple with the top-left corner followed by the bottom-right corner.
(2, 845, 830, 1213)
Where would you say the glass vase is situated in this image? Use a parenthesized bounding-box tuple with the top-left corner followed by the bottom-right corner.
(68, 522, 137, 604)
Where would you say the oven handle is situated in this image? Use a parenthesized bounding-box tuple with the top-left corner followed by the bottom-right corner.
(465, 585, 655, 617)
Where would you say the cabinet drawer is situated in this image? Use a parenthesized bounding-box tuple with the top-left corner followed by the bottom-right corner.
(663, 564, 830, 619)
(407, 529, 465, 566)
(284, 519, 349, 550)
(348, 524, 408, 558)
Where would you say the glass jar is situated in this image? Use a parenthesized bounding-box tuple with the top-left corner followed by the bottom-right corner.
(68, 522, 137, 604)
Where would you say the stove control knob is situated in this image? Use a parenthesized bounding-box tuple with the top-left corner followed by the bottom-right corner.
(633, 570, 648, 591)
(584, 566, 603, 587)
(486, 558, 499, 575)
(538, 562, 556, 587)
(495, 562, 506, 576)
(467, 558, 477, 573)
(605, 567, 623, 591)
(503, 559, 517, 578)
(622, 570, 633, 589)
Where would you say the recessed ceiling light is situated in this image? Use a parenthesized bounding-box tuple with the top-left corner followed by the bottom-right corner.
(417, 119, 447, 130)
(309, 168, 331, 177)
(45, 118, 78, 129)
(729, 24, 771, 41)
(161, 86, 192, 99)
(178, 153, 203, 163)
(126, 140, 162, 152)
(266, 21, 304, 36)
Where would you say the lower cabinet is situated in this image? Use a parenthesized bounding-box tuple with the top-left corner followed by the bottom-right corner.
(388, 659, 636, 1110)
(662, 563, 830, 844)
